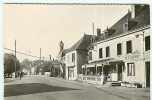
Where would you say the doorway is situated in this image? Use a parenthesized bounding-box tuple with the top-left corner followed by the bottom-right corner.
(118, 64, 122, 81)
(145, 61, 150, 87)
(68, 67, 74, 80)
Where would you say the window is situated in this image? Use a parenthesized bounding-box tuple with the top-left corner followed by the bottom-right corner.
(127, 63, 135, 76)
(126, 40, 132, 53)
(123, 23, 128, 32)
(72, 53, 75, 62)
(117, 43, 122, 55)
(67, 55, 70, 62)
(145, 36, 150, 51)
(106, 46, 110, 57)
(88, 52, 92, 60)
(99, 48, 103, 58)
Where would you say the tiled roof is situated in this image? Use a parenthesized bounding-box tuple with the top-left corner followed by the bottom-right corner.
(128, 5, 150, 31)
(106, 12, 131, 35)
(97, 5, 150, 42)
(62, 34, 95, 54)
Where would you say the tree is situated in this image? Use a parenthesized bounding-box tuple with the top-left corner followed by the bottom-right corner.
(4, 53, 20, 74)
(20, 59, 32, 71)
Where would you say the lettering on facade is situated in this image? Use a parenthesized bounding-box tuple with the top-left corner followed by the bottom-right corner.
(125, 50, 142, 61)
(144, 52, 150, 61)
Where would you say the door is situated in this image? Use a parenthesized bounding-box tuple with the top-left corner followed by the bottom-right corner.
(118, 64, 122, 81)
(146, 62, 150, 87)
(68, 67, 74, 80)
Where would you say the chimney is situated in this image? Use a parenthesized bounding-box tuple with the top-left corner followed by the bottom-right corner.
(97, 28, 101, 36)
(131, 5, 135, 19)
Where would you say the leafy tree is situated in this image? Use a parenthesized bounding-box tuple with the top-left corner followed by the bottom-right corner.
(20, 59, 32, 71)
(4, 53, 20, 74)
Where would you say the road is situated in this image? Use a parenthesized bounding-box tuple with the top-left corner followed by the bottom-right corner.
(4, 75, 150, 100)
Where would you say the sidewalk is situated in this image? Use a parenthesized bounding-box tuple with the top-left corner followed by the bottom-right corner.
(48, 77, 150, 100)
(96, 86, 150, 100)
(4, 76, 30, 85)
(42, 76, 92, 88)
(4, 78, 16, 83)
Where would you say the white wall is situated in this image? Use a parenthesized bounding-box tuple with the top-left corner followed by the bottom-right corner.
(65, 50, 78, 80)
(65, 51, 77, 67)
(89, 27, 150, 85)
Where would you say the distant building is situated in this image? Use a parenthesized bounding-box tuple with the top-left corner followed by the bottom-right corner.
(50, 60, 63, 77)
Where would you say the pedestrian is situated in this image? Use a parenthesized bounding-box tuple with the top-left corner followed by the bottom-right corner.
(19, 72, 21, 80)
(19, 72, 23, 80)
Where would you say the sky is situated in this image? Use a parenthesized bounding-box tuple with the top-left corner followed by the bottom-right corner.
(4, 4, 130, 61)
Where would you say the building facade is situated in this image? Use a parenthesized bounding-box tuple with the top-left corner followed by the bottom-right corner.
(81, 5, 150, 87)
(62, 34, 94, 80)
(83, 26, 150, 87)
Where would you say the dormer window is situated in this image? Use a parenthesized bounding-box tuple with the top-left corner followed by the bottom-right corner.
(123, 23, 128, 32)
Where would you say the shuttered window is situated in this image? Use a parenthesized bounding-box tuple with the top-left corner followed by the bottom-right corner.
(126, 40, 132, 54)
(127, 63, 135, 76)
(106, 46, 110, 57)
(117, 43, 122, 55)
(145, 36, 150, 51)
(99, 48, 103, 58)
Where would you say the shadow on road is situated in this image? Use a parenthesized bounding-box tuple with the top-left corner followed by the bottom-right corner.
(5, 83, 80, 97)
(4, 78, 15, 83)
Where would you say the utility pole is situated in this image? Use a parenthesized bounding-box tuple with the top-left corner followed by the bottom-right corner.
(92, 22, 95, 43)
(40, 48, 41, 60)
(14, 40, 17, 78)
(92, 22, 94, 35)
(39, 48, 42, 75)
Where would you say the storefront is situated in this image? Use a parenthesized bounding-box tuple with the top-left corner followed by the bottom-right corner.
(81, 58, 124, 84)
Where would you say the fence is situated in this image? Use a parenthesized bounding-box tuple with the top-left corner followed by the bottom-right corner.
(78, 74, 104, 85)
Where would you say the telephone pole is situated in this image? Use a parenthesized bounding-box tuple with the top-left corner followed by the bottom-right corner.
(40, 48, 41, 60)
(92, 22, 95, 43)
(14, 40, 17, 78)
(92, 22, 94, 35)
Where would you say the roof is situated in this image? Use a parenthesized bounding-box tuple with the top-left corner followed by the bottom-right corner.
(96, 12, 131, 42)
(108, 12, 131, 35)
(96, 5, 150, 42)
(128, 5, 150, 31)
(62, 34, 95, 54)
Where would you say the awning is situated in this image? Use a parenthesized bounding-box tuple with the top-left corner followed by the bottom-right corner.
(82, 63, 96, 68)
(109, 59, 124, 64)
(82, 58, 124, 69)
(86, 64, 95, 68)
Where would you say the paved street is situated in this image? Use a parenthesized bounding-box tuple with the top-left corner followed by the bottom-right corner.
(5, 76, 150, 100)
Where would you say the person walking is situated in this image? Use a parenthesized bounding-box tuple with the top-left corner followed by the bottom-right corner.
(19, 72, 21, 80)
(19, 72, 23, 80)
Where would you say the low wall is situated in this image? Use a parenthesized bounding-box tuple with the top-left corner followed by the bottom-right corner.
(78, 75, 104, 85)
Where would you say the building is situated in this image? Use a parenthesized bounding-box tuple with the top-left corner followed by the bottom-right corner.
(62, 34, 95, 80)
(50, 60, 63, 77)
(81, 5, 150, 88)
